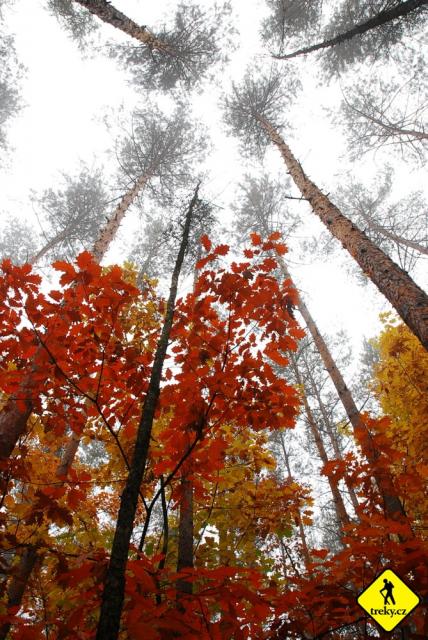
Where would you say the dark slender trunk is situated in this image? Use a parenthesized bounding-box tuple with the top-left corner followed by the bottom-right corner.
(158, 477, 169, 572)
(176, 476, 194, 595)
(95, 184, 200, 640)
(273, 0, 428, 60)
(0, 175, 149, 465)
(258, 117, 428, 352)
(73, 0, 171, 53)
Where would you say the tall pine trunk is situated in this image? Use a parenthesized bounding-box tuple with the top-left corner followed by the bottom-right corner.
(0, 174, 150, 464)
(279, 433, 312, 569)
(290, 356, 350, 532)
(275, 257, 406, 521)
(273, 0, 428, 60)
(303, 357, 360, 514)
(95, 184, 200, 640)
(73, 0, 172, 53)
(258, 117, 428, 352)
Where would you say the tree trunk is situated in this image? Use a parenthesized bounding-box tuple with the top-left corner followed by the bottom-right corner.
(0, 174, 149, 465)
(73, 0, 172, 53)
(290, 356, 350, 532)
(279, 435, 311, 569)
(92, 174, 150, 262)
(252, 200, 400, 518)
(274, 257, 407, 521)
(258, 116, 428, 352)
(0, 547, 39, 640)
(357, 207, 428, 256)
(95, 183, 200, 640)
(29, 224, 78, 265)
(55, 431, 81, 479)
(357, 109, 428, 144)
(176, 476, 194, 595)
(303, 359, 360, 515)
(273, 0, 428, 60)
(0, 423, 88, 640)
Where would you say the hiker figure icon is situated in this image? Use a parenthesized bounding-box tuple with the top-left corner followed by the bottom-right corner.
(380, 578, 396, 605)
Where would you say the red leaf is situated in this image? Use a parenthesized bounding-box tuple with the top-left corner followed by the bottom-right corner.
(214, 244, 229, 256)
(75, 251, 95, 270)
(200, 235, 211, 252)
(250, 232, 262, 246)
(52, 260, 75, 277)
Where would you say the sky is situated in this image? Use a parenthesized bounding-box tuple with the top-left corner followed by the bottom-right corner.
(0, 0, 426, 365)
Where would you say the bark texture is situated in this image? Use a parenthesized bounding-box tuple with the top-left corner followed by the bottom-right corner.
(95, 184, 200, 640)
(273, 0, 428, 60)
(73, 0, 170, 52)
(92, 174, 150, 262)
(259, 117, 428, 352)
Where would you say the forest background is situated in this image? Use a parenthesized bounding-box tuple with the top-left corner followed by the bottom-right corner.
(0, 1, 427, 639)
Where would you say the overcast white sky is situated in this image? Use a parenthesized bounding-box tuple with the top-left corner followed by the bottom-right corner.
(1, 0, 426, 363)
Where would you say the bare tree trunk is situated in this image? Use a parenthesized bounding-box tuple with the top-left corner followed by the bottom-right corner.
(290, 356, 350, 532)
(92, 174, 150, 262)
(95, 184, 200, 640)
(258, 116, 428, 352)
(303, 360, 360, 514)
(357, 207, 428, 256)
(0, 174, 149, 464)
(176, 477, 194, 595)
(274, 257, 406, 521)
(279, 435, 311, 569)
(29, 226, 77, 265)
(273, 0, 428, 60)
(73, 0, 172, 52)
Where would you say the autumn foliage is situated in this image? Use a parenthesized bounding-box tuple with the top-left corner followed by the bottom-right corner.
(0, 237, 427, 639)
